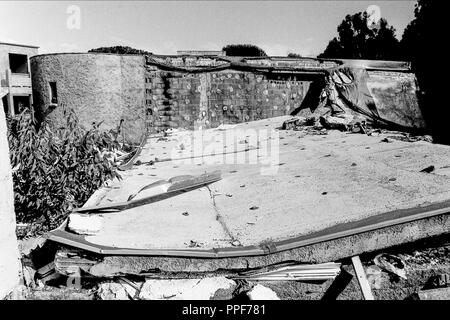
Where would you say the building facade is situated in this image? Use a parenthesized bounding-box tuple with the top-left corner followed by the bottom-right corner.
(30, 53, 147, 144)
(0, 42, 39, 116)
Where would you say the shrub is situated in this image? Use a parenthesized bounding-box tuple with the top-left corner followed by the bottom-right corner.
(7, 107, 121, 237)
(222, 44, 267, 57)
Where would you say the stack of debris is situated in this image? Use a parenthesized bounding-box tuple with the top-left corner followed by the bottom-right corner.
(281, 115, 433, 143)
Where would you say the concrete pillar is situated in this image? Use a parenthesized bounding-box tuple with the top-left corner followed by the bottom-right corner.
(6, 69, 14, 116)
(0, 98, 20, 298)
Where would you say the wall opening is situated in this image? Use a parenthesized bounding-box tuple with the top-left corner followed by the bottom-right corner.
(13, 96, 30, 114)
(8, 53, 29, 74)
(49, 82, 58, 104)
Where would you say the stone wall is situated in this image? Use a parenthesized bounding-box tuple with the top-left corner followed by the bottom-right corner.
(0, 99, 20, 299)
(31, 53, 147, 144)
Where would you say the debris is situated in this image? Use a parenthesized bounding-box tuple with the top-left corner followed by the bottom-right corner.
(420, 165, 435, 173)
(374, 253, 407, 279)
(388, 134, 433, 143)
(97, 282, 138, 300)
(216, 124, 237, 131)
(380, 137, 392, 143)
(365, 265, 383, 290)
(351, 255, 375, 300)
(225, 194, 233, 197)
(188, 240, 201, 248)
(231, 240, 241, 247)
(22, 265, 36, 288)
(319, 114, 354, 131)
(182, 211, 189, 216)
(350, 122, 367, 134)
(36, 262, 61, 284)
(425, 274, 450, 288)
(139, 277, 236, 300)
(67, 213, 103, 235)
(282, 116, 307, 130)
(418, 287, 450, 300)
(247, 285, 280, 300)
(305, 116, 317, 126)
(237, 262, 341, 281)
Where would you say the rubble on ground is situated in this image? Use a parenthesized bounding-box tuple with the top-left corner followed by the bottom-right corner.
(281, 114, 434, 143)
(247, 284, 280, 300)
(8, 234, 449, 300)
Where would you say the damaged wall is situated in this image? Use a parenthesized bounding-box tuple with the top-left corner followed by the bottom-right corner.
(145, 67, 312, 131)
(366, 71, 425, 129)
(0, 100, 20, 299)
(30, 53, 424, 136)
(30, 53, 147, 144)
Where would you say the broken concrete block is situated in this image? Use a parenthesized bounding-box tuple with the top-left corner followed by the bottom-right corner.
(67, 213, 103, 235)
(282, 116, 307, 130)
(247, 284, 280, 300)
(319, 114, 354, 131)
(97, 282, 136, 300)
(139, 277, 236, 300)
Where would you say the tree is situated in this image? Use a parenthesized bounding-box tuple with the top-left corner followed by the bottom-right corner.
(8, 108, 121, 237)
(89, 46, 152, 55)
(222, 44, 267, 57)
(318, 12, 400, 60)
(400, 0, 447, 144)
(287, 53, 302, 58)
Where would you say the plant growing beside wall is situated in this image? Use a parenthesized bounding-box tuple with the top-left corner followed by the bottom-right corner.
(7, 108, 121, 238)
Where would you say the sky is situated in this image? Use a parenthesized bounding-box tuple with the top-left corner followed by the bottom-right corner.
(0, 1, 417, 57)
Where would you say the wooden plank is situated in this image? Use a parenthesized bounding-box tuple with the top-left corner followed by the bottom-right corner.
(351, 255, 375, 300)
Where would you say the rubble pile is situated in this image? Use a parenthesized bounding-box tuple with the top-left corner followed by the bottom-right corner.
(7, 234, 449, 300)
(281, 115, 433, 143)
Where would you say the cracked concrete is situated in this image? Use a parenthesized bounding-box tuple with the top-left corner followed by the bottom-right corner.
(73, 116, 450, 253)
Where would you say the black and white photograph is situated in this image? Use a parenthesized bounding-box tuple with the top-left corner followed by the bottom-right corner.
(0, 0, 448, 309)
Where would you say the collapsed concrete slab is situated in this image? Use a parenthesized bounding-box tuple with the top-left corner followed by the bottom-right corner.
(46, 117, 450, 274)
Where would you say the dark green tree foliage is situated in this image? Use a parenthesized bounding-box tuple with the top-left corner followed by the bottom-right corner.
(400, 0, 447, 144)
(319, 12, 400, 60)
(88, 46, 152, 55)
(222, 44, 267, 57)
(8, 108, 121, 237)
